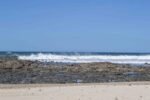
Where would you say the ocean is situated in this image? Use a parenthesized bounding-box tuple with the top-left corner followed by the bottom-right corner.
(0, 52, 150, 64)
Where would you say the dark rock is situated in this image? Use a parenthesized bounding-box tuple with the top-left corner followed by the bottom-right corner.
(0, 59, 150, 84)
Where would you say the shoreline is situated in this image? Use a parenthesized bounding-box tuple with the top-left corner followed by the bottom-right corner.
(0, 81, 150, 89)
(0, 58, 150, 99)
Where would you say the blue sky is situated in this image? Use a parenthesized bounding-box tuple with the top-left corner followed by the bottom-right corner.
(0, 0, 150, 52)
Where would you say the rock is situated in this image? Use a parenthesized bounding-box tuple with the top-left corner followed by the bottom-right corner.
(0, 59, 150, 83)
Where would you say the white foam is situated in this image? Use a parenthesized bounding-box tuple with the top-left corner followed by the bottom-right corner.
(18, 53, 150, 64)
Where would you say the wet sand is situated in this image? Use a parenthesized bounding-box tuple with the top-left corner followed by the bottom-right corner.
(0, 82, 150, 100)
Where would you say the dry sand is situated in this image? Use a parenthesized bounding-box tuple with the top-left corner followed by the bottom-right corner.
(0, 82, 150, 100)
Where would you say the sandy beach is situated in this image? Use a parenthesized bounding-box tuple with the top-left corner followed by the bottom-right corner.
(0, 59, 150, 100)
(0, 82, 150, 100)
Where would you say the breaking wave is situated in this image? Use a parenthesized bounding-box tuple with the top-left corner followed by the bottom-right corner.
(18, 53, 150, 64)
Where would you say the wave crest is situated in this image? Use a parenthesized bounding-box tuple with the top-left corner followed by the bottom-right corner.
(17, 53, 150, 64)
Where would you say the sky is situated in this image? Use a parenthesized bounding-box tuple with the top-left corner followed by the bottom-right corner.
(0, 0, 150, 52)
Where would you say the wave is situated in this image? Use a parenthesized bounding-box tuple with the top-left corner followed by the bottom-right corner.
(17, 53, 150, 64)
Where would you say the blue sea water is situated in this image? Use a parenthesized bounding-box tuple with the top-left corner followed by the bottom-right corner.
(0, 52, 150, 64)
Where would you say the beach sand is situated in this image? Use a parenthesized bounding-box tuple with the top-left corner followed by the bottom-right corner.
(0, 82, 150, 100)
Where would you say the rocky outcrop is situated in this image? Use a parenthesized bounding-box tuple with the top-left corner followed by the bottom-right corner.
(0, 59, 150, 84)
